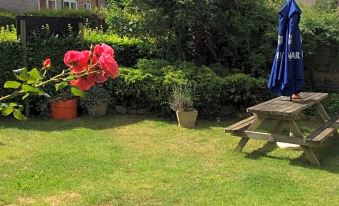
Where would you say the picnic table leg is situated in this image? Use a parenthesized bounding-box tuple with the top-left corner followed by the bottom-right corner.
(289, 120, 304, 138)
(300, 146, 321, 166)
(315, 102, 339, 137)
(234, 116, 263, 152)
(315, 102, 330, 122)
(234, 138, 250, 152)
(289, 120, 321, 166)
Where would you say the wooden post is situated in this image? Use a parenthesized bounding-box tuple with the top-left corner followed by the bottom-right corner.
(78, 22, 84, 47)
(20, 19, 30, 118)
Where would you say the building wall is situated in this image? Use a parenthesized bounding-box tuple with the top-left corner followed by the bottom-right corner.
(0, 0, 39, 13)
(0, 0, 106, 12)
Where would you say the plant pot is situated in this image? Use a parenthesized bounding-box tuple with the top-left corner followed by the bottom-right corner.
(86, 103, 108, 116)
(176, 109, 198, 127)
(50, 99, 77, 120)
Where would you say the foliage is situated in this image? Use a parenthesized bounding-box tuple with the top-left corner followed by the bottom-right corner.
(84, 27, 153, 66)
(25, 9, 107, 29)
(0, 9, 16, 27)
(0, 43, 119, 120)
(300, 7, 339, 52)
(324, 93, 339, 116)
(315, 0, 339, 12)
(107, 59, 269, 116)
(169, 81, 194, 111)
(0, 25, 16, 42)
(106, 0, 278, 73)
(81, 85, 111, 107)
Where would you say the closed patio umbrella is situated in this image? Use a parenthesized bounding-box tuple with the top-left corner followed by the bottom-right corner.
(268, 0, 304, 99)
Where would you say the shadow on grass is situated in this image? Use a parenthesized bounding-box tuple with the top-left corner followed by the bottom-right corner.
(0, 115, 177, 132)
(243, 136, 339, 173)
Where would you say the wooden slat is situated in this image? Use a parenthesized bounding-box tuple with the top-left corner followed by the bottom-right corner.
(306, 114, 339, 142)
(284, 93, 328, 115)
(244, 131, 318, 147)
(247, 92, 328, 117)
(247, 96, 284, 113)
(225, 116, 255, 132)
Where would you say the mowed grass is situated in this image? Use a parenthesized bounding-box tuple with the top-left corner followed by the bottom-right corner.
(0, 115, 339, 206)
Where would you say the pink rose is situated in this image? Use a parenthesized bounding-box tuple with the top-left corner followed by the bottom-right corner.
(93, 71, 109, 83)
(70, 75, 95, 91)
(99, 54, 119, 79)
(64, 50, 91, 73)
(42, 58, 51, 70)
(94, 43, 115, 58)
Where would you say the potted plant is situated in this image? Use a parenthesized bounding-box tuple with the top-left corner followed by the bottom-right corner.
(169, 82, 198, 127)
(50, 89, 78, 120)
(82, 85, 110, 116)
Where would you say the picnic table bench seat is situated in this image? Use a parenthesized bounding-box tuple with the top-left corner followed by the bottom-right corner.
(305, 114, 339, 143)
(225, 116, 255, 136)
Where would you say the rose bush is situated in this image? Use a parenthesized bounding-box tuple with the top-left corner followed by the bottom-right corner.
(0, 44, 119, 120)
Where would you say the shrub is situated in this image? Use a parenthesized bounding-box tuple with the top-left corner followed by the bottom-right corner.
(106, 59, 269, 116)
(0, 9, 16, 27)
(84, 27, 154, 66)
(25, 9, 107, 29)
(106, 0, 278, 73)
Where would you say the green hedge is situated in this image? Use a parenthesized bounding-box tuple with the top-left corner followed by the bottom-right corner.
(0, 9, 16, 27)
(105, 59, 269, 116)
(25, 9, 107, 29)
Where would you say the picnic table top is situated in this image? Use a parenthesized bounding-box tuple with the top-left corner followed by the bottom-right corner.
(247, 92, 328, 117)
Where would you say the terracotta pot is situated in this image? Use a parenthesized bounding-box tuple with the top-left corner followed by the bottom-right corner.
(50, 99, 77, 120)
(86, 103, 108, 116)
(176, 109, 198, 127)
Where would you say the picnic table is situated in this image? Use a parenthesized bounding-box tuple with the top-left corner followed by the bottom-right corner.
(225, 92, 339, 166)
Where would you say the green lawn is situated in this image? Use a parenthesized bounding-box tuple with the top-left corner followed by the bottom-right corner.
(1, 115, 339, 206)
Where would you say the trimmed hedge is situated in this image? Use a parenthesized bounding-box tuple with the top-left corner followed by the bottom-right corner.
(0, 9, 16, 27)
(25, 9, 107, 29)
(105, 59, 269, 116)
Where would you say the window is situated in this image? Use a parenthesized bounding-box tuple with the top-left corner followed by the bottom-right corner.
(83, 3, 92, 10)
(47, 0, 57, 10)
(63, 0, 77, 10)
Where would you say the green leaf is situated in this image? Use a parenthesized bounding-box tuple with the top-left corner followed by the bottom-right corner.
(55, 82, 69, 91)
(71, 87, 85, 98)
(9, 102, 18, 107)
(14, 68, 29, 81)
(26, 78, 38, 85)
(22, 93, 30, 100)
(13, 109, 27, 121)
(21, 84, 40, 94)
(4, 81, 21, 89)
(28, 68, 42, 80)
(2, 106, 14, 116)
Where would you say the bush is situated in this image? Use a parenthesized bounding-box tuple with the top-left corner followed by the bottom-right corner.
(25, 9, 107, 29)
(106, 59, 269, 116)
(106, 0, 278, 73)
(84, 27, 154, 66)
(0, 26, 23, 96)
(0, 9, 16, 27)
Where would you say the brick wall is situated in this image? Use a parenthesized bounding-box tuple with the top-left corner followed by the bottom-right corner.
(77, 0, 99, 9)
(0, 0, 39, 13)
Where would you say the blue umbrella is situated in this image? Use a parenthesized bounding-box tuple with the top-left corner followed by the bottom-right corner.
(268, 0, 304, 97)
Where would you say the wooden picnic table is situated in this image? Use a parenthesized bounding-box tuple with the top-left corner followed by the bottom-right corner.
(225, 92, 339, 166)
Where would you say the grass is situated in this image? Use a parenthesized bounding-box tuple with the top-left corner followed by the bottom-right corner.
(0, 115, 339, 205)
